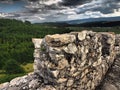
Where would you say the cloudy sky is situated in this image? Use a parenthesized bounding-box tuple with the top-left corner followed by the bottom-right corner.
(0, 0, 120, 23)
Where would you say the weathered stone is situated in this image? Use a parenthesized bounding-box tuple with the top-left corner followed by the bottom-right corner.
(49, 53, 64, 61)
(72, 72, 80, 77)
(58, 59, 69, 69)
(63, 43, 77, 54)
(51, 70, 59, 78)
(67, 79, 74, 86)
(33, 49, 40, 58)
(0, 82, 9, 90)
(39, 85, 56, 90)
(48, 47, 62, 53)
(34, 58, 40, 72)
(32, 38, 42, 48)
(29, 79, 40, 89)
(10, 75, 28, 87)
(102, 83, 117, 90)
(93, 58, 102, 67)
(78, 31, 87, 41)
(33, 31, 115, 90)
(8, 87, 20, 90)
(96, 34, 120, 90)
(70, 65, 76, 73)
(45, 34, 76, 46)
(57, 78, 67, 83)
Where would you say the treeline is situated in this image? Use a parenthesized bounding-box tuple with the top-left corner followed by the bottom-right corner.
(0, 18, 72, 72)
(71, 21, 120, 27)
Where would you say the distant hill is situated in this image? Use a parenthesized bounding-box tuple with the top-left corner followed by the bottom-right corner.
(69, 21, 120, 27)
(66, 16, 120, 27)
(40, 16, 120, 27)
(66, 16, 120, 24)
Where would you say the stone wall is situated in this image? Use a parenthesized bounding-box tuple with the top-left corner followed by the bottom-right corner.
(96, 34, 120, 90)
(0, 31, 120, 90)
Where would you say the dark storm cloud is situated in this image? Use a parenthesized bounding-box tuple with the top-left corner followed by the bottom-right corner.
(75, 0, 120, 14)
(24, 0, 120, 14)
(26, 0, 91, 6)
(27, 0, 37, 1)
(99, 0, 120, 14)
(25, 0, 64, 15)
(0, 0, 120, 23)
(1, 0, 119, 14)
(60, 0, 91, 6)
(0, 0, 25, 4)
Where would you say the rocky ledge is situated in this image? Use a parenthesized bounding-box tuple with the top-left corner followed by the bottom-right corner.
(0, 31, 120, 90)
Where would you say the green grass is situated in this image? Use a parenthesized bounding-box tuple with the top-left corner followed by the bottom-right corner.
(21, 63, 34, 73)
(0, 73, 26, 84)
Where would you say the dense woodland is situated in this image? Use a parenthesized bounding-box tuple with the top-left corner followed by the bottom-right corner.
(0, 18, 120, 83)
(0, 19, 72, 68)
(0, 19, 73, 83)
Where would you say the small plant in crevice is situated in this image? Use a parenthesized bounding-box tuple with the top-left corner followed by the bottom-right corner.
(40, 45, 46, 52)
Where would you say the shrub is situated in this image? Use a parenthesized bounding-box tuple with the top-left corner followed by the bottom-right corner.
(3, 59, 24, 74)
(0, 73, 26, 84)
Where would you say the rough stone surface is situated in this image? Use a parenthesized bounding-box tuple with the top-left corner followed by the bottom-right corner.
(33, 31, 115, 90)
(96, 34, 120, 90)
(0, 31, 120, 90)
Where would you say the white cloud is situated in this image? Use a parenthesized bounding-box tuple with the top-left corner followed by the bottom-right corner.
(105, 9, 120, 17)
(34, 16, 45, 20)
(40, 0, 62, 5)
(59, 8, 76, 15)
(67, 11, 103, 20)
(0, 12, 14, 18)
(0, 13, 6, 17)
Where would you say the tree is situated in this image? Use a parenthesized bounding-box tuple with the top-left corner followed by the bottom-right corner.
(0, 59, 4, 69)
(24, 20, 31, 25)
(3, 59, 24, 74)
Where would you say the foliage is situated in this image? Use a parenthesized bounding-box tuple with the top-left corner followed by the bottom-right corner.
(0, 18, 72, 70)
(24, 20, 31, 25)
(3, 59, 24, 74)
(0, 73, 26, 84)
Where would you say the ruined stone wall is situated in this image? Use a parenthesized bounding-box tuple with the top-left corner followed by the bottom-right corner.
(0, 31, 120, 90)
(33, 31, 115, 90)
(96, 34, 120, 90)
